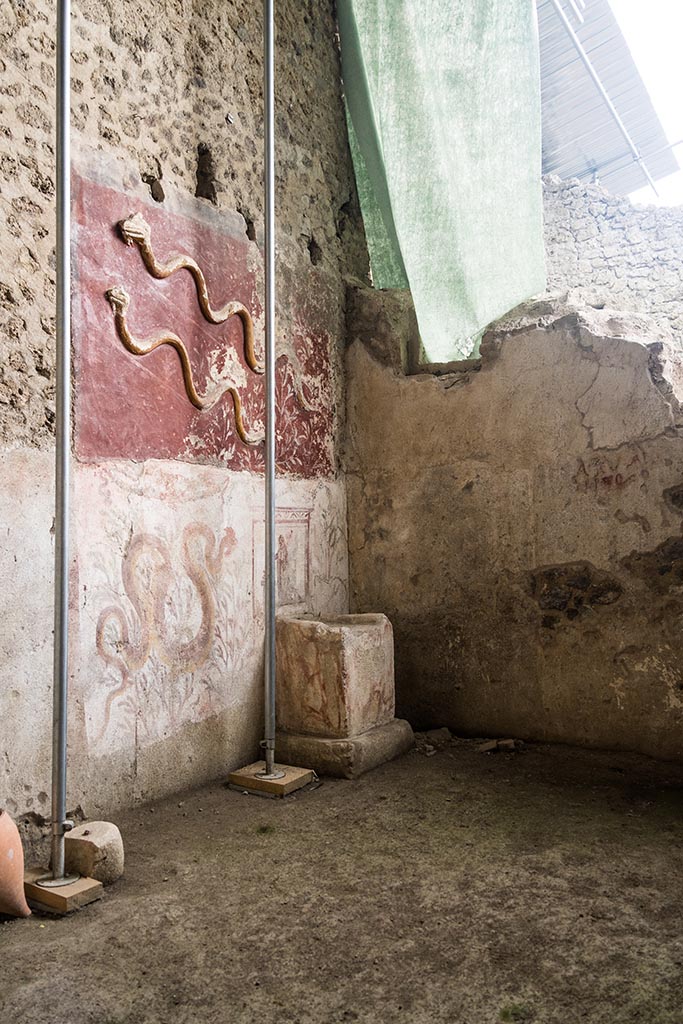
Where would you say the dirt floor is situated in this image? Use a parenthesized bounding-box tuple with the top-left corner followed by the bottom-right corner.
(2, 737, 683, 1024)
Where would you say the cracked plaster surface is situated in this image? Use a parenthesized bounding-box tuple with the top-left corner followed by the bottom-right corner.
(345, 292, 683, 761)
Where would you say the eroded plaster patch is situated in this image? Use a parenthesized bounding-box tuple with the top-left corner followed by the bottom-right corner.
(346, 292, 683, 760)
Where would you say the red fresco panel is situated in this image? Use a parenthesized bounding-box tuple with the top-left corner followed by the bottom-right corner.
(72, 172, 334, 477)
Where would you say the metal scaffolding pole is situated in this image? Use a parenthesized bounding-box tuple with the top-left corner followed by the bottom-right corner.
(260, 0, 281, 780)
(26, 0, 103, 908)
(50, 0, 74, 881)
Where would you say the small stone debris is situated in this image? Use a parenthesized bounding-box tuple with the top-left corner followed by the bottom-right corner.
(414, 727, 453, 755)
(477, 738, 524, 753)
(425, 728, 452, 747)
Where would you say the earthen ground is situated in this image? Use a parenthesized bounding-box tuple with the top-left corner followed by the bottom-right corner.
(2, 739, 682, 1024)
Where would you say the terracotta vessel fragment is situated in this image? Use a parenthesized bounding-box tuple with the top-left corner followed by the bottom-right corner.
(0, 809, 31, 918)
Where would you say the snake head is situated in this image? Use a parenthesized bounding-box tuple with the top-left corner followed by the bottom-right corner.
(105, 285, 130, 315)
(118, 212, 151, 248)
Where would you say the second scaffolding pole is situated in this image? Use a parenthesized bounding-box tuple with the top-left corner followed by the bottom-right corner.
(227, 0, 314, 797)
(262, 0, 279, 780)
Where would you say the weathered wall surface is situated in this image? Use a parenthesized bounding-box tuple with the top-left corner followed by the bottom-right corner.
(0, 0, 367, 820)
(346, 291, 683, 761)
(0, 0, 367, 450)
(544, 177, 683, 344)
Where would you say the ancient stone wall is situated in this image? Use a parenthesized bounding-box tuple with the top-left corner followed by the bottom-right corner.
(346, 290, 683, 761)
(544, 177, 683, 344)
(0, 0, 367, 820)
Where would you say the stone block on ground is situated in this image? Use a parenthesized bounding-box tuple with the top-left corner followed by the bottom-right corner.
(64, 821, 124, 885)
(276, 719, 414, 779)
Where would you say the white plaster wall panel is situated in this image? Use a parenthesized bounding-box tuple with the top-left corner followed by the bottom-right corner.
(67, 461, 348, 812)
(0, 456, 347, 817)
(0, 451, 54, 816)
(74, 461, 257, 756)
(74, 462, 349, 756)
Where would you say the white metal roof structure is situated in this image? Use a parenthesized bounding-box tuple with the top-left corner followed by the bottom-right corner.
(538, 0, 679, 195)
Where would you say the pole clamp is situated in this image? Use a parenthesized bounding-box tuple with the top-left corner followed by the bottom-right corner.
(51, 818, 75, 837)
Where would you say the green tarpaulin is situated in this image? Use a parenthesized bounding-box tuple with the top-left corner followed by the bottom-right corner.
(338, 0, 546, 362)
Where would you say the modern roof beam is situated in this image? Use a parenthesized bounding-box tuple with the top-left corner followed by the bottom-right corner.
(549, 0, 659, 196)
(565, 0, 584, 25)
(583, 139, 683, 180)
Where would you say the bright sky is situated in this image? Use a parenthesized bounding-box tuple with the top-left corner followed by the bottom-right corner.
(609, 0, 683, 206)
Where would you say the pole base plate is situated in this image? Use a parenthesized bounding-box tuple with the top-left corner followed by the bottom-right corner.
(24, 867, 103, 914)
(32, 872, 81, 888)
(228, 760, 315, 797)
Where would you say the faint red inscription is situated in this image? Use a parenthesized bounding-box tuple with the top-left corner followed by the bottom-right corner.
(573, 448, 647, 498)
